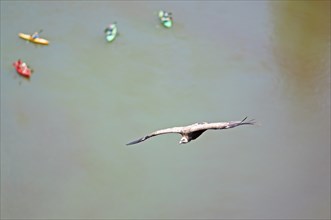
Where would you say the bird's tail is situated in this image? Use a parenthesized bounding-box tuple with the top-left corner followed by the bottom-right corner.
(226, 116, 256, 128)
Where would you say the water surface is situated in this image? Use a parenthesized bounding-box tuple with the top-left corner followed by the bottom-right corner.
(1, 1, 330, 219)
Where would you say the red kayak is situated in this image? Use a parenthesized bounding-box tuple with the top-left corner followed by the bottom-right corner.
(13, 60, 32, 78)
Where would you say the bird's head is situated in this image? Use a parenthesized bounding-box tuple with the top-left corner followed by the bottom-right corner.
(179, 137, 188, 144)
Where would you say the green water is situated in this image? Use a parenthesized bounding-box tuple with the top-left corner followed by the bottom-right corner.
(1, 1, 330, 219)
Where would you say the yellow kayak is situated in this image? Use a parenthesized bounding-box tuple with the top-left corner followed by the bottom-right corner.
(18, 33, 49, 45)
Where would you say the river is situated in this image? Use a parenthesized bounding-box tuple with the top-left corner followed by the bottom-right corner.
(1, 1, 330, 219)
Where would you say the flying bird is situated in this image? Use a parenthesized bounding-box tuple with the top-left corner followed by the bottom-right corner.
(126, 117, 256, 145)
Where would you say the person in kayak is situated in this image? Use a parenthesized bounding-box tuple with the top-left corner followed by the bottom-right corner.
(159, 11, 172, 22)
(15, 59, 28, 72)
(104, 23, 117, 35)
(21, 62, 28, 70)
(31, 32, 39, 39)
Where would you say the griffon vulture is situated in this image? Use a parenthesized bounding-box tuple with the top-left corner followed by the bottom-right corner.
(126, 117, 256, 145)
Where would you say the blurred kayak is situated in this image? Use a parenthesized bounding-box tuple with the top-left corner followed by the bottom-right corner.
(18, 33, 49, 45)
(13, 60, 32, 78)
(158, 10, 173, 28)
(105, 24, 118, 42)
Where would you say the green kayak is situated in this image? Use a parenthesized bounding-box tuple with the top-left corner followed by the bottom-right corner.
(158, 10, 173, 28)
(105, 24, 118, 42)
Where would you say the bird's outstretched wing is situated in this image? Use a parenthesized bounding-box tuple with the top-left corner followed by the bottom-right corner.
(188, 117, 256, 132)
(126, 126, 183, 145)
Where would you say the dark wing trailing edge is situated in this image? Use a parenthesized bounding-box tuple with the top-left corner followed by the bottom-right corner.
(126, 127, 183, 145)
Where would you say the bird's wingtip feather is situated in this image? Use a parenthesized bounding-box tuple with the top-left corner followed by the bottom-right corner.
(241, 116, 248, 122)
(126, 136, 147, 145)
(126, 139, 141, 145)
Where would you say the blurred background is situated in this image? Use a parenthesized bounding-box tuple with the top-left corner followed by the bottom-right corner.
(1, 1, 330, 219)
